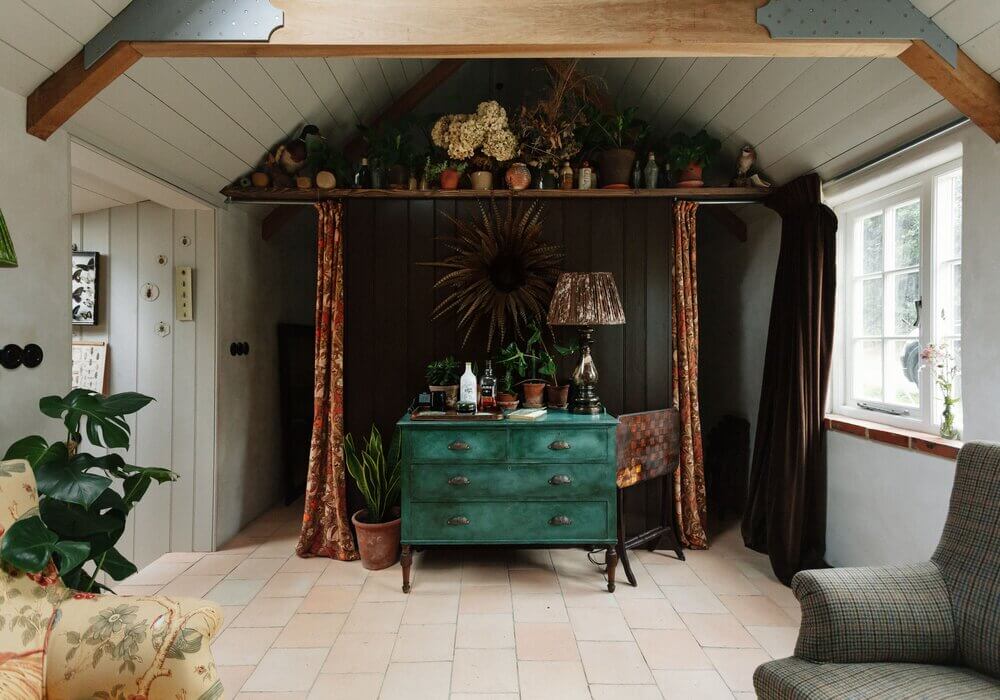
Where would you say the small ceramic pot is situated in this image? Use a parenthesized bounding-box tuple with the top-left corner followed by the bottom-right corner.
(522, 381, 546, 408)
(677, 162, 704, 187)
(546, 384, 570, 409)
(440, 169, 461, 190)
(296, 175, 312, 189)
(250, 171, 270, 188)
(352, 508, 401, 570)
(505, 162, 531, 190)
(470, 170, 493, 191)
(315, 170, 336, 189)
(497, 392, 519, 411)
(598, 148, 636, 188)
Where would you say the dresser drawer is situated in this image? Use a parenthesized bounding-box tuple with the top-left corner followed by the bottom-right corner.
(509, 427, 609, 462)
(410, 462, 611, 501)
(406, 501, 610, 543)
(409, 429, 506, 462)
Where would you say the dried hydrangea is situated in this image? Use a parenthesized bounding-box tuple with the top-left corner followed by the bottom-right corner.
(431, 101, 519, 164)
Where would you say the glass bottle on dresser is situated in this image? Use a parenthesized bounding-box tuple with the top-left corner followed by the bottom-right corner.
(460, 362, 478, 405)
(479, 360, 496, 410)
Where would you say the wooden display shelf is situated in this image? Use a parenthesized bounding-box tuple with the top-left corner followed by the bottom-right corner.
(222, 186, 770, 203)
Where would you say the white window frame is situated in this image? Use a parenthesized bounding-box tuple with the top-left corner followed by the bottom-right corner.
(832, 157, 962, 434)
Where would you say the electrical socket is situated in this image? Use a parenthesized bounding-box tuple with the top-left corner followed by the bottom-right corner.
(175, 266, 193, 321)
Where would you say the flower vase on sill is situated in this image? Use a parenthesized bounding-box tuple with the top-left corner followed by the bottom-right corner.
(920, 343, 961, 440)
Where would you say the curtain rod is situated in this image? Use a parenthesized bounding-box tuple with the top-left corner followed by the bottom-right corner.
(225, 197, 764, 206)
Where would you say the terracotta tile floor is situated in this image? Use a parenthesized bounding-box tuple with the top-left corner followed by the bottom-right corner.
(126, 503, 799, 699)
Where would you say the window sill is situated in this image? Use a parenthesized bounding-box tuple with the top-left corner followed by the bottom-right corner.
(824, 415, 962, 460)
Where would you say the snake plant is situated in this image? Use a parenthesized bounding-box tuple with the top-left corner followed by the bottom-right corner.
(344, 426, 401, 524)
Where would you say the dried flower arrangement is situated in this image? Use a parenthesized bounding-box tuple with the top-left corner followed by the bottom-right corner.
(431, 100, 519, 173)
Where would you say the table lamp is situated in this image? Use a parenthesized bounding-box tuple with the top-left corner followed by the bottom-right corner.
(547, 272, 625, 414)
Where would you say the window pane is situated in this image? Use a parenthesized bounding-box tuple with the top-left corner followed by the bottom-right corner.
(853, 340, 882, 402)
(886, 339, 920, 408)
(857, 278, 883, 336)
(891, 271, 920, 335)
(893, 200, 920, 268)
(936, 171, 962, 258)
(953, 262, 961, 332)
(860, 214, 884, 274)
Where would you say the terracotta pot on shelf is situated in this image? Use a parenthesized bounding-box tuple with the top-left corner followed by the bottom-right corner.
(497, 392, 519, 411)
(545, 384, 570, 409)
(388, 164, 409, 189)
(522, 381, 547, 408)
(296, 175, 312, 189)
(440, 169, 461, 190)
(598, 148, 636, 188)
(470, 170, 493, 191)
(250, 171, 270, 188)
(677, 162, 705, 187)
(352, 508, 401, 570)
(505, 162, 531, 190)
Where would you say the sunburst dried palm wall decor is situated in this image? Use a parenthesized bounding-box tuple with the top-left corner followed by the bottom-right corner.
(423, 200, 563, 349)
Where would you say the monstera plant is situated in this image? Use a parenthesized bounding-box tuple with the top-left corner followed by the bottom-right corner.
(1, 390, 176, 592)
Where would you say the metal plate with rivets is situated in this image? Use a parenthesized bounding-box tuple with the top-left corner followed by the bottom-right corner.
(757, 0, 958, 67)
(85, 0, 284, 69)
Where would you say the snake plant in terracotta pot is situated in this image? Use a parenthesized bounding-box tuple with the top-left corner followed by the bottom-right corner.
(346, 426, 402, 570)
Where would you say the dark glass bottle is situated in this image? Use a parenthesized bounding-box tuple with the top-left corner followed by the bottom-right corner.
(631, 157, 643, 188)
(354, 157, 372, 189)
(479, 360, 497, 410)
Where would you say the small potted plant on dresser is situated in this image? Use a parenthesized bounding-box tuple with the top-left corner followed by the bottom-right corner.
(539, 339, 577, 409)
(426, 356, 461, 410)
(346, 426, 401, 570)
(496, 341, 535, 408)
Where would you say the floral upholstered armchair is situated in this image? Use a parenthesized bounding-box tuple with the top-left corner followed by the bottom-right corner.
(0, 459, 224, 700)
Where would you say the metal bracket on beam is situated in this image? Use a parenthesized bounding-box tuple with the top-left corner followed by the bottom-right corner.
(84, 0, 284, 69)
(758, 0, 958, 67)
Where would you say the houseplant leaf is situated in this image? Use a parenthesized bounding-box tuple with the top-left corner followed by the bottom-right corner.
(0, 516, 57, 573)
(97, 547, 138, 580)
(35, 452, 113, 509)
(53, 540, 91, 576)
(3, 435, 47, 465)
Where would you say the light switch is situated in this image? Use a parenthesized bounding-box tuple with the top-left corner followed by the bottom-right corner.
(175, 266, 193, 321)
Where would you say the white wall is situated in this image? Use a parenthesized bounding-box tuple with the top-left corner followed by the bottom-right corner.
(701, 124, 999, 567)
(0, 86, 71, 448)
(70, 203, 217, 566)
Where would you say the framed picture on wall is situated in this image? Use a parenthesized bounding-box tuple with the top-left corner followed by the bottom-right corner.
(72, 250, 99, 325)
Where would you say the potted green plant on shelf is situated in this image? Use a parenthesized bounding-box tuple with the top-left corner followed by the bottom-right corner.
(361, 119, 416, 189)
(580, 105, 649, 188)
(1, 390, 176, 592)
(666, 129, 722, 187)
(426, 355, 461, 409)
(345, 426, 401, 570)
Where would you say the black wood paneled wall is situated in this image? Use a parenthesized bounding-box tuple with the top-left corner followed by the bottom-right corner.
(343, 198, 675, 534)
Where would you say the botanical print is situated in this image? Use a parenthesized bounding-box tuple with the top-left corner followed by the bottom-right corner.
(296, 202, 358, 561)
(71, 251, 99, 325)
(671, 201, 708, 549)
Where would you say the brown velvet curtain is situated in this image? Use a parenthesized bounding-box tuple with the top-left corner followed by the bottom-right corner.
(672, 201, 708, 549)
(297, 202, 358, 560)
(741, 174, 837, 585)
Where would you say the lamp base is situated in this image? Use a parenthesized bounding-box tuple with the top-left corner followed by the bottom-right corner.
(570, 325, 603, 414)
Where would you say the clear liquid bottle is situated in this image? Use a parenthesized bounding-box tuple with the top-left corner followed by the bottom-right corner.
(460, 362, 478, 406)
(631, 158, 642, 188)
(644, 152, 659, 189)
(479, 360, 497, 410)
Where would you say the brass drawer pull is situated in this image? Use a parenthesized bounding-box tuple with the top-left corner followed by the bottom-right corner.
(549, 474, 572, 486)
(448, 475, 470, 486)
(448, 440, 471, 451)
(549, 515, 573, 526)
(548, 440, 571, 451)
(447, 516, 470, 526)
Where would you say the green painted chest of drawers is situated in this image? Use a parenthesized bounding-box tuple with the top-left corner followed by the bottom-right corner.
(397, 411, 619, 592)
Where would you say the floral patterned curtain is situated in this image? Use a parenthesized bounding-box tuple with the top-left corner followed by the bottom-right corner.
(297, 202, 357, 560)
(671, 201, 708, 549)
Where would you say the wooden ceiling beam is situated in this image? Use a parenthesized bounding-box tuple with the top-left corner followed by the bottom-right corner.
(899, 43, 1000, 143)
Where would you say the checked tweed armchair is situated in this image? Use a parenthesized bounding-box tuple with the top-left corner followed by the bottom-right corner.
(755, 442, 1000, 699)
(0, 459, 224, 699)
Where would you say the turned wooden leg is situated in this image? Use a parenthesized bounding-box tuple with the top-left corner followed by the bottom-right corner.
(606, 545, 619, 593)
(401, 544, 413, 593)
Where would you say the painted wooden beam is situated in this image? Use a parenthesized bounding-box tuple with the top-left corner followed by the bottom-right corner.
(899, 42, 1000, 143)
(27, 43, 141, 140)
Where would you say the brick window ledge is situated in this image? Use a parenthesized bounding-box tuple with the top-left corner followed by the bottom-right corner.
(824, 415, 962, 460)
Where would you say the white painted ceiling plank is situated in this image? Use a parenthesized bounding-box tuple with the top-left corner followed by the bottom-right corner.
(616, 58, 664, 111)
(707, 58, 817, 142)
(634, 58, 695, 122)
(911, 0, 955, 16)
(126, 59, 264, 167)
(961, 21, 1000, 72)
(97, 76, 247, 180)
(166, 57, 286, 152)
(294, 58, 358, 135)
(326, 58, 379, 126)
(20, 0, 110, 44)
(216, 58, 303, 136)
(69, 98, 230, 200)
(72, 167, 145, 205)
(0, 0, 80, 71)
(580, 59, 637, 103)
(90, 0, 129, 17)
(259, 58, 338, 133)
(379, 58, 410, 102)
(932, 0, 1000, 44)
(354, 58, 394, 118)
(757, 59, 914, 168)
(671, 58, 769, 135)
(400, 59, 429, 85)
(0, 40, 52, 96)
(656, 58, 730, 133)
(72, 185, 124, 214)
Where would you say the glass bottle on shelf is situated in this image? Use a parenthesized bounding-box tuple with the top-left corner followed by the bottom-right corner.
(560, 161, 574, 189)
(578, 161, 593, 190)
(460, 362, 478, 406)
(644, 152, 659, 189)
(354, 157, 372, 189)
(479, 360, 497, 410)
(631, 157, 642, 188)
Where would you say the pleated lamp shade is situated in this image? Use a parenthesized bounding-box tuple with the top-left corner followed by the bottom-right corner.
(547, 272, 625, 326)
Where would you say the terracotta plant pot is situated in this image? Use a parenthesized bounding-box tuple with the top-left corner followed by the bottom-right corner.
(497, 392, 519, 411)
(470, 170, 493, 191)
(388, 164, 409, 189)
(598, 148, 636, 188)
(250, 171, 270, 188)
(440, 169, 461, 190)
(296, 175, 312, 189)
(677, 162, 704, 187)
(505, 162, 531, 190)
(429, 384, 459, 410)
(545, 384, 570, 409)
(352, 508, 401, 570)
(522, 381, 547, 408)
